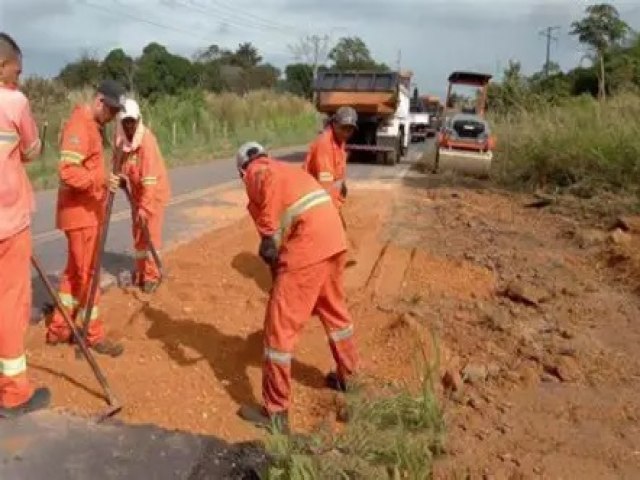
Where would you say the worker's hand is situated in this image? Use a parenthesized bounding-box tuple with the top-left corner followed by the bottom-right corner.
(136, 208, 149, 225)
(108, 173, 121, 193)
(340, 181, 348, 199)
(259, 236, 278, 267)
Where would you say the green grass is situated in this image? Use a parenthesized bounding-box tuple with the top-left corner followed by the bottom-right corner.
(490, 92, 640, 196)
(23, 83, 318, 190)
(262, 352, 445, 480)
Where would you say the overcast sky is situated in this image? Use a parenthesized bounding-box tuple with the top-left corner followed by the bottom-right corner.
(1, 0, 639, 97)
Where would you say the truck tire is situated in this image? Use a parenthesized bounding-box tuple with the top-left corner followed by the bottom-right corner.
(399, 130, 408, 157)
(385, 148, 397, 166)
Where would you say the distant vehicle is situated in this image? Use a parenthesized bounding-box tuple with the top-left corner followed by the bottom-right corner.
(421, 95, 444, 133)
(430, 71, 496, 178)
(313, 70, 411, 165)
(409, 95, 443, 142)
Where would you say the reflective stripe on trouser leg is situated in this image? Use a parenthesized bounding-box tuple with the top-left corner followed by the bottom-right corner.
(328, 324, 354, 343)
(263, 351, 292, 414)
(0, 228, 35, 407)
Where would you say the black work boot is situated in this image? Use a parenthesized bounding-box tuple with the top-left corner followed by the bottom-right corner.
(142, 281, 159, 294)
(326, 371, 347, 392)
(238, 405, 289, 434)
(92, 339, 124, 358)
(0, 387, 51, 419)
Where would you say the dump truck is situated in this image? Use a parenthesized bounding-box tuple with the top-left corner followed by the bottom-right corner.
(429, 71, 496, 178)
(421, 95, 444, 133)
(314, 70, 411, 165)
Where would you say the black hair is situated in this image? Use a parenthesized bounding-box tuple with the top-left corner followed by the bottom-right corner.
(0, 32, 22, 58)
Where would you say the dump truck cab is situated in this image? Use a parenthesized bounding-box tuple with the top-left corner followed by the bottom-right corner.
(314, 70, 411, 165)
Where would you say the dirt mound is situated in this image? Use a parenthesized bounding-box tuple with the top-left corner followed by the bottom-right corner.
(24, 182, 640, 478)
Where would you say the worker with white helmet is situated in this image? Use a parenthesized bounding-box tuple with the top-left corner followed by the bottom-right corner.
(236, 141, 359, 433)
(115, 98, 171, 293)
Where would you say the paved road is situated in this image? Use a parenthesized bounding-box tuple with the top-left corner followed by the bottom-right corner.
(31, 142, 430, 311)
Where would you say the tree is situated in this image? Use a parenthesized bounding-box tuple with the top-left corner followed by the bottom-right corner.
(57, 53, 101, 89)
(328, 37, 389, 72)
(289, 34, 331, 86)
(229, 42, 262, 69)
(101, 48, 135, 91)
(285, 63, 314, 98)
(570, 3, 630, 100)
(134, 43, 197, 99)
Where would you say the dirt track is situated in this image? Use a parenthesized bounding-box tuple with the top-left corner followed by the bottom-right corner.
(26, 177, 640, 478)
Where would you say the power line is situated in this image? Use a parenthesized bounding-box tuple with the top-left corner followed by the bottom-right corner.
(193, 0, 303, 34)
(79, 1, 292, 58)
(539, 26, 560, 77)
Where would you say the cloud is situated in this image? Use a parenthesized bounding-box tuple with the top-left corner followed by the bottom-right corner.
(1, 0, 638, 97)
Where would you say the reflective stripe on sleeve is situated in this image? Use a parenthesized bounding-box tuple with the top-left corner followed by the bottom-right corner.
(0, 130, 18, 146)
(60, 150, 84, 165)
(274, 189, 331, 248)
(0, 354, 27, 377)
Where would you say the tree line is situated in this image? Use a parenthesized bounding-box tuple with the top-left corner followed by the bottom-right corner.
(489, 3, 639, 112)
(52, 36, 388, 101)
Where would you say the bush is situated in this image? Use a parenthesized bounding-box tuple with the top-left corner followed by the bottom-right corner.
(491, 92, 640, 195)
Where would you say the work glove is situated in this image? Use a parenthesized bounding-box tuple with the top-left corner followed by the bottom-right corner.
(108, 173, 127, 193)
(259, 236, 278, 267)
(340, 181, 348, 199)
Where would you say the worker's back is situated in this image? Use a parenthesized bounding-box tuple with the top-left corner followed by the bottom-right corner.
(245, 156, 346, 271)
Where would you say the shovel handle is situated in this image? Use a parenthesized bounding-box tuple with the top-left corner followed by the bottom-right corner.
(31, 255, 119, 406)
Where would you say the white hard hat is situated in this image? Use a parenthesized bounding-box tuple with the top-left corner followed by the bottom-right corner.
(120, 98, 141, 121)
(236, 141, 266, 172)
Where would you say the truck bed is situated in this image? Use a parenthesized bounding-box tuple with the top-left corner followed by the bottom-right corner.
(314, 71, 400, 115)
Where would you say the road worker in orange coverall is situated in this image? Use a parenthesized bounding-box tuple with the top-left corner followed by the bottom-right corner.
(0, 32, 51, 418)
(46, 79, 126, 357)
(303, 106, 357, 212)
(115, 98, 170, 293)
(236, 142, 359, 432)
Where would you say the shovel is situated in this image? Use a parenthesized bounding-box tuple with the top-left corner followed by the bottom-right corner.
(32, 255, 122, 421)
(120, 184, 164, 286)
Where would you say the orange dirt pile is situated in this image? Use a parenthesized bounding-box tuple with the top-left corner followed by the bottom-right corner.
(25, 182, 640, 478)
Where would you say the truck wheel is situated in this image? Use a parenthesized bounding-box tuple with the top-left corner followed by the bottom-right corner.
(385, 150, 397, 166)
(399, 131, 408, 157)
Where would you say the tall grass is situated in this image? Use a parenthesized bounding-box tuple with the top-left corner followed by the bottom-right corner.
(491, 92, 640, 195)
(22, 79, 318, 189)
(263, 353, 445, 480)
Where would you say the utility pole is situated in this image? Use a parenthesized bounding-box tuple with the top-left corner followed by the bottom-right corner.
(539, 26, 560, 77)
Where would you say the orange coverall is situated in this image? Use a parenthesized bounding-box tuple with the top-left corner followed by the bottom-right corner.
(0, 82, 41, 407)
(48, 105, 106, 346)
(117, 123, 170, 284)
(244, 156, 358, 414)
(302, 127, 348, 209)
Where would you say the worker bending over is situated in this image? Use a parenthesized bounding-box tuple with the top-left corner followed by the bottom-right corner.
(236, 142, 359, 432)
(0, 32, 50, 417)
(47, 80, 125, 357)
(303, 106, 357, 211)
(115, 98, 170, 293)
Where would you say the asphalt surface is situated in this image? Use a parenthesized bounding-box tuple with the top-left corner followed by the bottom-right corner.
(31, 142, 430, 311)
(2, 141, 432, 480)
